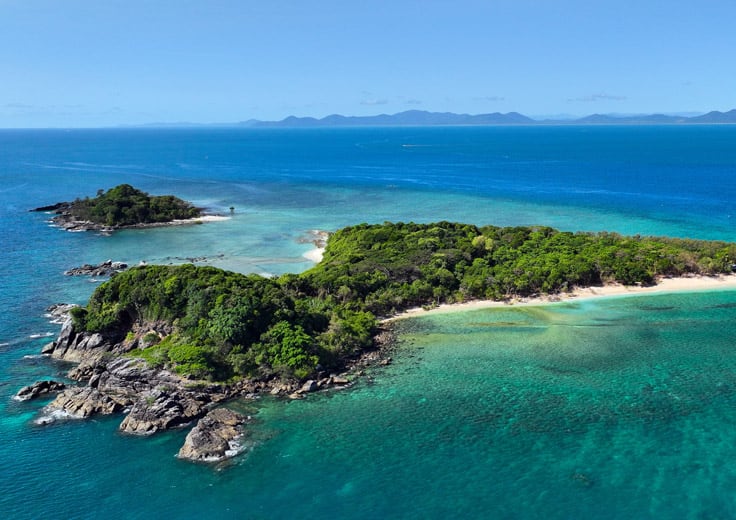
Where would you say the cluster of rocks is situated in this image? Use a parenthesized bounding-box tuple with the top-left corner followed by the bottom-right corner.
(277, 375, 352, 400)
(14, 380, 66, 401)
(29, 353, 242, 459)
(46, 303, 80, 324)
(64, 260, 128, 277)
(39, 338, 233, 431)
(41, 317, 123, 362)
(298, 229, 331, 249)
(20, 316, 251, 460)
(18, 305, 396, 463)
(178, 408, 250, 462)
(31, 202, 110, 232)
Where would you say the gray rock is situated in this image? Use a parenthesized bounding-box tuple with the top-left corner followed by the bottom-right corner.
(47, 386, 125, 418)
(37, 320, 235, 435)
(14, 380, 66, 401)
(67, 360, 105, 382)
(46, 303, 80, 324)
(45, 322, 128, 363)
(119, 388, 209, 435)
(299, 380, 318, 393)
(177, 408, 249, 462)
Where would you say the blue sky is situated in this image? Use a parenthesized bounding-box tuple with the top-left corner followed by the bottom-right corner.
(1, 0, 734, 127)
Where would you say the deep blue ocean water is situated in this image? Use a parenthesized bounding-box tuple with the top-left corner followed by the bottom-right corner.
(1, 126, 735, 519)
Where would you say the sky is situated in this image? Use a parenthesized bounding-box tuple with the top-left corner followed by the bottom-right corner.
(1, 0, 735, 127)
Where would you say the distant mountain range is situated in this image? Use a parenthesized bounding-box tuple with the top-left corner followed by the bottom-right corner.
(250, 110, 536, 127)
(133, 109, 736, 128)
(571, 109, 736, 125)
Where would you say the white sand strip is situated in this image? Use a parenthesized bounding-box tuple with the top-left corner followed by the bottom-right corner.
(390, 274, 736, 320)
(173, 215, 231, 224)
(303, 247, 325, 263)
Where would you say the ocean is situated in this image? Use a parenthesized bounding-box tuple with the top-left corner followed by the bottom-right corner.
(1, 125, 735, 519)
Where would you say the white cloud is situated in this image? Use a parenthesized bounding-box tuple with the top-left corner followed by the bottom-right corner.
(568, 93, 627, 102)
(360, 98, 389, 106)
(4, 102, 36, 109)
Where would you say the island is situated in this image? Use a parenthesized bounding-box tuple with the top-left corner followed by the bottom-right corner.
(30, 221, 736, 461)
(33, 183, 204, 232)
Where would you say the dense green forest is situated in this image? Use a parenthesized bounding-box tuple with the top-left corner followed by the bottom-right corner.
(71, 221, 736, 381)
(66, 184, 201, 227)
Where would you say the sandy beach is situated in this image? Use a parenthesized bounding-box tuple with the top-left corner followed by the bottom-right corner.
(303, 247, 325, 262)
(173, 215, 231, 224)
(390, 273, 736, 320)
(301, 230, 329, 263)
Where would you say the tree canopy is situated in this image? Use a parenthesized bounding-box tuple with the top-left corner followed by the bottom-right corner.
(67, 184, 201, 227)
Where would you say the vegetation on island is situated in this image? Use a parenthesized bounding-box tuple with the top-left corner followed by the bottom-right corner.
(62, 184, 201, 227)
(70, 221, 736, 382)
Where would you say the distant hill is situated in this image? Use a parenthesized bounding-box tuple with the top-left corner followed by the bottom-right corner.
(127, 109, 736, 128)
(248, 109, 736, 127)
(573, 113, 687, 124)
(687, 109, 736, 124)
(251, 110, 535, 127)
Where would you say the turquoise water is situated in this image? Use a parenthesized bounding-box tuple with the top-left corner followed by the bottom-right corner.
(1, 126, 736, 518)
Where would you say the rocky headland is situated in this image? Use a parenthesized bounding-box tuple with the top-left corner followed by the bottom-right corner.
(30, 305, 368, 462)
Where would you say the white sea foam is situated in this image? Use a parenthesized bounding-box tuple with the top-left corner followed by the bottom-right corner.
(173, 215, 231, 224)
(34, 408, 80, 425)
(29, 332, 54, 339)
(45, 313, 67, 325)
(224, 436, 246, 458)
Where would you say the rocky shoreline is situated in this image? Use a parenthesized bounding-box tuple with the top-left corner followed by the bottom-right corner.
(25, 305, 395, 463)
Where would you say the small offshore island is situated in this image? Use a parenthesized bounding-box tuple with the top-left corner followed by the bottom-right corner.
(33, 183, 205, 232)
(25, 201, 736, 462)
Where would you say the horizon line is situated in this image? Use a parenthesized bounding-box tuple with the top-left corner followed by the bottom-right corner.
(1, 107, 735, 130)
